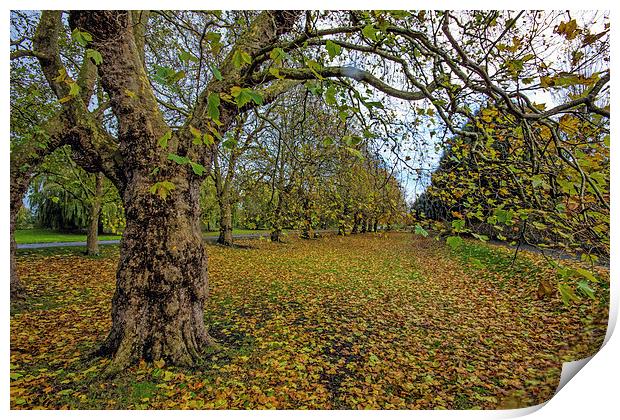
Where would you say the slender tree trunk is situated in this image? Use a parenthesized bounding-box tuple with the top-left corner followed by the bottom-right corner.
(217, 194, 233, 246)
(270, 191, 284, 242)
(301, 221, 312, 239)
(98, 174, 211, 370)
(361, 217, 367, 233)
(300, 209, 313, 239)
(373, 218, 378, 232)
(86, 172, 104, 255)
(351, 212, 361, 234)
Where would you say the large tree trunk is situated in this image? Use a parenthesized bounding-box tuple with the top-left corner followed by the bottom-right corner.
(217, 195, 233, 246)
(68, 10, 303, 372)
(98, 174, 211, 370)
(10, 175, 30, 300)
(10, 210, 24, 300)
(86, 172, 103, 255)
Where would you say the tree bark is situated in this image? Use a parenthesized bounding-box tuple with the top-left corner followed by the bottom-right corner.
(270, 190, 284, 242)
(300, 203, 313, 239)
(70, 11, 217, 372)
(98, 174, 211, 370)
(86, 172, 103, 255)
(351, 212, 361, 234)
(217, 194, 233, 246)
(10, 207, 24, 300)
(10, 173, 31, 300)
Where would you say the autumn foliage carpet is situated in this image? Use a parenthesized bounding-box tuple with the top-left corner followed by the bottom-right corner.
(10, 233, 608, 409)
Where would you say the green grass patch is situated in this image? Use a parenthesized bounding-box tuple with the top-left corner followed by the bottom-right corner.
(15, 228, 121, 244)
(448, 240, 541, 286)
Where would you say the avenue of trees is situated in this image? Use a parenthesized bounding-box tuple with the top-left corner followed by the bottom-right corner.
(10, 10, 609, 372)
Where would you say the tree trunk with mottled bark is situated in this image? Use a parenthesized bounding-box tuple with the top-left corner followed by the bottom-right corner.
(217, 194, 233, 246)
(98, 173, 211, 369)
(10, 174, 31, 300)
(351, 212, 361, 234)
(10, 210, 24, 300)
(86, 172, 103, 255)
(271, 192, 284, 242)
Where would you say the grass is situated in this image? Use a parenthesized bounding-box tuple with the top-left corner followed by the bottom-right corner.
(11, 233, 609, 409)
(14, 228, 121, 244)
(15, 228, 274, 244)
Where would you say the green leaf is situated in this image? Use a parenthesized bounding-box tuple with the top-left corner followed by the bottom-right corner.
(247, 90, 263, 105)
(210, 66, 223, 81)
(269, 67, 284, 79)
(446, 236, 463, 250)
(472, 233, 489, 242)
(203, 133, 215, 146)
(207, 93, 221, 123)
(362, 24, 378, 41)
(346, 147, 364, 159)
(86, 48, 103, 65)
(71, 29, 92, 47)
(576, 281, 595, 299)
(68, 82, 81, 97)
(157, 131, 172, 149)
(189, 125, 202, 140)
(414, 225, 429, 237)
(222, 138, 237, 150)
(230, 87, 263, 108)
(233, 50, 252, 68)
(325, 40, 342, 59)
(190, 162, 206, 176)
(305, 59, 324, 80)
(269, 48, 286, 63)
(531, 175, 544, 188)
(558, 283, 580, 306)
(179, 50, 199, 63)
(240, 51, 252, 64)
(167, 153, 190, 165)
(363, 100, 384, 110)
(451, 219, 465, 232)
(149, 181, 176, 200)
(325, 85, 337, 106)
(573, 267, 598, 283)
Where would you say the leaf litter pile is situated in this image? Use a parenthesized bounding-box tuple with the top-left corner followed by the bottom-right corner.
(11, 233, 608, 409)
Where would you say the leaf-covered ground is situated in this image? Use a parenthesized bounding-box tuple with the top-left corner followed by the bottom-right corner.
(10, 233, 608, 409)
